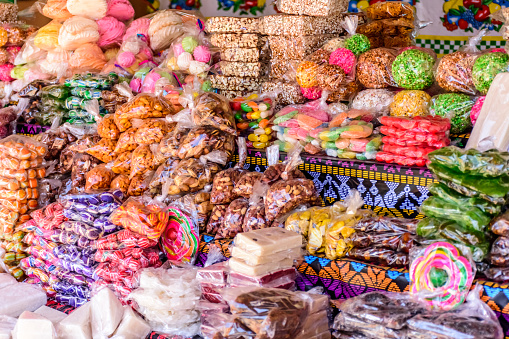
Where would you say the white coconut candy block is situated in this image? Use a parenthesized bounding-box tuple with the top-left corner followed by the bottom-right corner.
(0, 315, 16, 339)
(110, 306, 151, 339)
(0, 283, 47, 317)
(11, 311, 56, 339)
(57, 303, 91, 339)
(34, 306, 67, 325)
(233, 228, 303, 256)
(0, 273, 16, 289)
(91, 288, 124, 339)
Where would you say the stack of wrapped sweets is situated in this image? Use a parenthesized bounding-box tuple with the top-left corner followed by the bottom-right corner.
(376, 116, 451, 167)
(0, 230, 28, 281)
(417, 146, 509, 262)
(0, 23, 37, 82)
(230, 93, 275, 149)
(228, 228, 302, 290)
(63, 73, 119, 124)
(332, 288, 503, 339)
(36, 84, 71, 126)
(128, 267, 201, 337)
(14, 80, 51, 125)
(0, 136, 47, 235)
(206, 17, 270, 99)
(201, 287, 331, 339)
(358, 2, 415, 48)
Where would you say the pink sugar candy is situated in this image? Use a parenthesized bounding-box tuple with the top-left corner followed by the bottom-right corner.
(329, 48, 356, 74)
(124, 18, 150, 42)
(470, 96, 485, 125)
(301, 86, 322, 100)
(277, 106, 298, 117)
(309, 128, 326, 139)
(173, 43, 184, 57)
(107, 0, 135, 22)
(117, 51, 135, 67)
(287, 127, 309, 140)
(141, 71, 162, 93)
(97, 16, 126, 49)
(490, 48, 506, 53)
(130, 77, 142, 93)
(299, 107, 330, 122)
(0, 63, 14, 81)
(193, 45, 211, 63)
(279, 118, 299, 128)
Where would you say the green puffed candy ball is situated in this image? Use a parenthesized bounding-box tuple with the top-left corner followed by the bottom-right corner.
(392, 49, 435, 90)
(345, 34, 370, 56)
(201, 80, 212, 92)
(11, 65, 27, 80)
(472, 52, 509, 95)
(182, 36, 199, 53)
(431, 93, 473, 134)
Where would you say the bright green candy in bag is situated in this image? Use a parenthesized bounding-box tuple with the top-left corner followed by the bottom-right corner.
(428, 183, 501, 216)
(41, 85, 70, 99)
(428, 163, 509, 204)
(417, 218, 489, 262)
(428, 146, 509, 177)
(421, 196, 492, 233)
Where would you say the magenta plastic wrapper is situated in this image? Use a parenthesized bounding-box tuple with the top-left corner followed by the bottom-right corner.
(382, 135, 450, 148)
(93, 247, 160, 272)
(93, 262, 142, 289)
(375, 152, 428, 167)
(381, 144, 437, 159)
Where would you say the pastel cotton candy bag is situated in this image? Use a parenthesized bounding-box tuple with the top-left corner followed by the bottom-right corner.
(67, 0, 107, 20)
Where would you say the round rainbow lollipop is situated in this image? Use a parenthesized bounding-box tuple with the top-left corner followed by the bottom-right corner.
(160, 208, 199, 264)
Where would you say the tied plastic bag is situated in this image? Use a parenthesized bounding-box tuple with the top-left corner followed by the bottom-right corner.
(90, 100, 120, 140)
(127, 170, 154, 197)
(192, 92, 236, 135)
(177, 126, 235, 161)
(86, 138, 116, 163)
(260, 144, 306, 186)
(206, 204, 228, 235)
(110, 174, 129, 194)
(113, 128, 137, 154)
(430, 93, 473, 134)
(264, 145, 320, 223)
(85, 164, 115, 192)
(356, 48, 398, 89)
(133, 118, 173, 146)
(242, 182, 269, 233)
(110, 151, 132, 175)
(210, 138, 248, 205)
(110, 196, 169, 240)
(410, 242, 475, 311)
(129, 145, 156, 180)
(148, 158, 181, 196)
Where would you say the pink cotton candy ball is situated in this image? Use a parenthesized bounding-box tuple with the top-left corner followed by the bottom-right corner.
(193, 45, 211, 63)
(329, 48, 356, 74)
(117, 51, 135, 67)
(0, 64, 14, 81)
(130, 77, 142, 93)
(301, 86, 322, 100)
(173, 43, 184, 57)
(471, 96, 485, 125)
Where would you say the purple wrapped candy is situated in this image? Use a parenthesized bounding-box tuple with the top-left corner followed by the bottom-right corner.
(54, 244, 81, 262)
(103, 221, 118, 234)
(56, 293, 88, 307)
(77, 236, 93, 249)
(112, 189, 124, 201)
(53, 281, 90, 299)
(99, 192, 115, 203)
(59, 259, 96, 278)
(72, 221, 104, 240)
(73, 202, 88, 211)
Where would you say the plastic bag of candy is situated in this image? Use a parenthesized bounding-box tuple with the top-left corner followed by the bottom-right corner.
(192, 92, 236, 135)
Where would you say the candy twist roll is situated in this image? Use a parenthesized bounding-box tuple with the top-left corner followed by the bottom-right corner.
(410, 242, 474, 310)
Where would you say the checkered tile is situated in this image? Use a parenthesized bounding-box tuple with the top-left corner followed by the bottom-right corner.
(416, 38, 506, 56)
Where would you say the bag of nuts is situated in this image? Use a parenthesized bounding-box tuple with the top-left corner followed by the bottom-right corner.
(85, 164, 115, 192)
(154, 125, 190, 164)
(177, 125, 235, 161)
(242, 182, 270, 233)
(114, 92, 176, 132)
(206, 204, 228, 235)
(86, 138, 117, 163)
(129, 145, 156, 180)
(84, 99, 120, 140)
(132, 118, 174, 145)
(164, 151, 226, 197)
(216, 197, 249, 239)
(192, 92, 237, 135)
(71, 153, 101, 194)
(113, 128, 138, 154)
(210, 138, 248, 205)
(110, 151, 132, 175)
(148, 157, 181, 196)
(261, 144, 306, 186)
(128, 170, 154, 197)
(110, 174, 130, 194)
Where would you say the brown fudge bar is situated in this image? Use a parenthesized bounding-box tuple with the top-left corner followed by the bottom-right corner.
(269, 34, 339, 59)
(218, 61, 269, 77)
(276, 0, 348, 17)
(205, 17, 259, 34)
(270, 58, 300, 79)
(261, 14, 345, 36)
(211, 75, 264, 91)
(211, 33, 267, 49)
(220, 47, 270, 63)
(261, 80, 305, 105)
